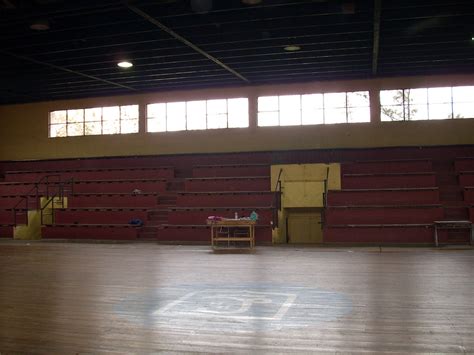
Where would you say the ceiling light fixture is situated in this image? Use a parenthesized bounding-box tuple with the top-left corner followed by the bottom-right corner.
(30, 19, 50, 31)
(242, 0, 262, 5)
(284, 45, 301, 52)
(117, 61, 133, 68)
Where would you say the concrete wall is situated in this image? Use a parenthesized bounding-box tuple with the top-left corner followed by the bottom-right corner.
(1, 74, 474, 161)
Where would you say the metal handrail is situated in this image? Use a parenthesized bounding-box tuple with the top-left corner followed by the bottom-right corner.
(40, 177, 74, 225)
(321, 166, 330, 228)
(272, 168, 283, 230)
(12, 174, 70, 226)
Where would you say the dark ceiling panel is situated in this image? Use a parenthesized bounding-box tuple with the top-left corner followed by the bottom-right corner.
(0, 0, 473, 105)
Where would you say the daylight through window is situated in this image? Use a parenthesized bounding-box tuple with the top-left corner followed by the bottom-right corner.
(147, 98, 248, 132)
(257, 91, 370, 127)
(380, 86, 474, 121)
(49, 105, 139, 138)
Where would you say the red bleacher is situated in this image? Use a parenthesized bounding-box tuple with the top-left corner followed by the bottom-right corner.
(176, 191, 274, 207)
(4, 166, 174, 182)
(68, 193, 159, 208)
(1, 147, 473, 244)
(192, 164, 270, 178)
(327, 188, 439, 206)
(184, 176, 270, 192)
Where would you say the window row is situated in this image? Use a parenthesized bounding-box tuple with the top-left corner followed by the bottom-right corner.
(258, 91, 370, 126)
(48, 86, 474, 137)
(49, 105, 139, 138)
(381, 86, 474, 121)
(147, 98, 248, 132)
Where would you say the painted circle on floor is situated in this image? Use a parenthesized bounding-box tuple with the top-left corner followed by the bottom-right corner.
(115, 284, 352, 330)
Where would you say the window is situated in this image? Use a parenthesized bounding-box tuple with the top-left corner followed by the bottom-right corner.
(147, 98, 248, 132)
(49, 105, 139, 137)
(257, 91, 370, 127)
(380, 86, 474, 121)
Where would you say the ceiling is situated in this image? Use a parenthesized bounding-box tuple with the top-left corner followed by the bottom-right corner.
(0, 0, 473, 105)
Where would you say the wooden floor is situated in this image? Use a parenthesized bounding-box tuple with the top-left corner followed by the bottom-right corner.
(0, 242, 473, 353)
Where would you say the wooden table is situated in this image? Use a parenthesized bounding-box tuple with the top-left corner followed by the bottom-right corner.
(433, 220, 473, 247)
(207, 219, 256, 249)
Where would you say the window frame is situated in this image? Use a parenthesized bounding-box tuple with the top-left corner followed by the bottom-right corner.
(257, 91, 370, 127)
(380, 86, 474, 122)
(146, 97, 249, 133)
(49, 104, 139, 138)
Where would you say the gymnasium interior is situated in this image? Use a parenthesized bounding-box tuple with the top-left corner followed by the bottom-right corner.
(1, 0, 473, 352)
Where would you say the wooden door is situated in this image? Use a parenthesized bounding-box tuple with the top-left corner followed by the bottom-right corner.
(287, 212, 322, 244)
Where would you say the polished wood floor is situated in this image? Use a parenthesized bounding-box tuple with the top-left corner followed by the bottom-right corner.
(0, 242, 473, 353)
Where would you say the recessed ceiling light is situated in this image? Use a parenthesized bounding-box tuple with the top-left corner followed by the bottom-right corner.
(30, 19, 50, 31)
(242, 0, 262, 4)
(284, 45, 301, 52)
(117, 61, 133, 68)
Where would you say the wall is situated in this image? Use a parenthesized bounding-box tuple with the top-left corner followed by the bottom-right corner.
(1, 74, 474, 161)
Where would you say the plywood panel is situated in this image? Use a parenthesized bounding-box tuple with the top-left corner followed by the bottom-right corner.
(288, 212, 322, 243)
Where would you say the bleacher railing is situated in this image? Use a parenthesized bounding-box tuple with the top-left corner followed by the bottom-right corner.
(321, 166, 330, 228)
(12, 175, 74, 226)
(272, 168, 283, 230)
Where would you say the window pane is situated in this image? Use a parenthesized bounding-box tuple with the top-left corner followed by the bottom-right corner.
(166, 102, 186, 131)
(67, 109, 84, 123)
(408, 104, 428, 121)
(258, 112, 279, 127)
(279, 95, 301, 126)
(381, 105, 404, 121)
(50, 110, 67, 124)
(406, 88, 427, 104)
(324, 93, 346, 108)
(207, 114, 227, 129)
(121, 119, 139, 134)
(428, 87, 451, 104)
(103, 106, 120, 121)
(147, 103, 166, 118)
(452, 86, 474, 103)
(453, 103, 474, 119)
(325, 108, 346, 124)
(85, 108, 102, 122)
(228, 98, 249, 128)
(103, 119, 120, 134)
(302, 94, 324, 125)
(207, 99, 227, 115)
(380, 90, 403, 106)
(258, 96, 278, 112)
(67, 123, 84, 136)
(50, 124, 66, 137)
(429, 103, 452, 120)
(121, 105, 139, 119)
(147, 117, 166, 132)
(187, 100, 207, 130)
(347, 91, 369, 107)
(348, 107, 370, 123)
(85, 121, 102, 135)
(302, 109, 324, 125)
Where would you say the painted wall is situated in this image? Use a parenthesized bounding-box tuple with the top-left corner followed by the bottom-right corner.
(1, 74, 474, 161)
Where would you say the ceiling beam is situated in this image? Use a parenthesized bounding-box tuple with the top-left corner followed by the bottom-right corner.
(0, 49, 137, 91)
(124, 2, 250, 83)
(372, 0, 381, 75)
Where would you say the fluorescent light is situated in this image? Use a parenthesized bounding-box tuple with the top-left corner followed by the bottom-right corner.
(30, 20, 50, 31)
(242, 0, 262, 4)
(284, 45, 301, 52)
(117, 61, 133, 68)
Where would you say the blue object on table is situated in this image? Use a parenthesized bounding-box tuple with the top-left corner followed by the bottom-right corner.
(250, 211, 258, 221)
